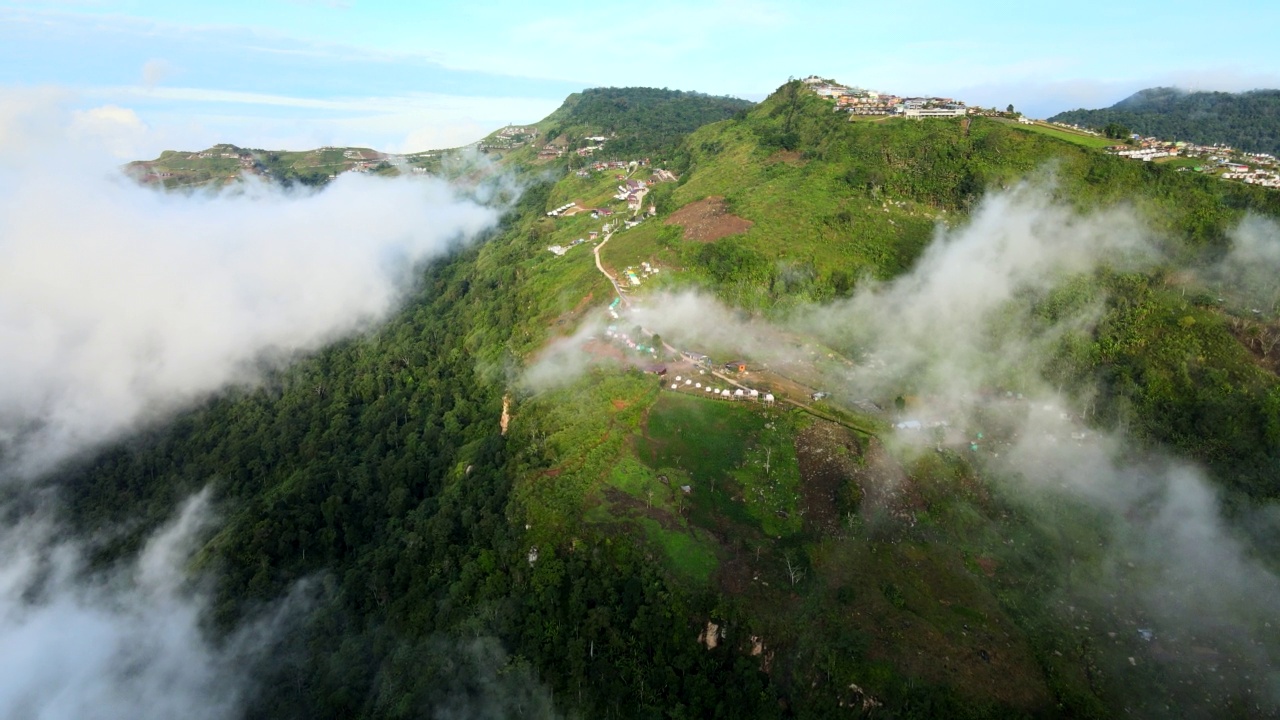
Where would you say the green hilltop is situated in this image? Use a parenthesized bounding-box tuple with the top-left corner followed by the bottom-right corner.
(67, 81, 1280, 718)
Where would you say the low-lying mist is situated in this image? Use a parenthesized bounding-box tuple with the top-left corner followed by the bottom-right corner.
(0, 97, 507, 480)
(0, 490, 300, 720)
(0, 95, 523, 717)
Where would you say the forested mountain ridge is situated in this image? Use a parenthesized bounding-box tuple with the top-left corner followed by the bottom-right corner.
(538, 86, 754, 157)
(51, 81, 1280, 718)
(1050, 87, 1280, 155)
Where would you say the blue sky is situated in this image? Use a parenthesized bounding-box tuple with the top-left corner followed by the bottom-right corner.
(2, 0, 1277, 154)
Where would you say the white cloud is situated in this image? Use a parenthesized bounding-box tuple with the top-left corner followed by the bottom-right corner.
(0, 92, 505, 479)
(140, 58, 173, 88)
(0, 490, 297, 720)
(82, 86, 561, 153)
(69, 104, 149, 158)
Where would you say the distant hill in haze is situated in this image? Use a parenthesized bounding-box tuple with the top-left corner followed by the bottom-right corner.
(125, 143, 444, 190)
(1050, 87, 1280, 154)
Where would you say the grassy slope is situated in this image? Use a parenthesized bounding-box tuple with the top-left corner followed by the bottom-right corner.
(507, 82, 1280, 715)
(1002, 120, 1116, 149)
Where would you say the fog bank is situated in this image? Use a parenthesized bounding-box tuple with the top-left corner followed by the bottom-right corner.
(0, 490, 298, 720)
(0, 97, 504, 479)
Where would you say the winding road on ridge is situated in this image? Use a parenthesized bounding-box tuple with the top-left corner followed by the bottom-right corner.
(592, 229, 632, 308)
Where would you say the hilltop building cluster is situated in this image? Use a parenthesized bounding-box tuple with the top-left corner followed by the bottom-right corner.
(801, 76, 968, 118)
(480, 125, 538, 151)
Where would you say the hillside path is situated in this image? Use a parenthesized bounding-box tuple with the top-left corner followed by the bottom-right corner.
(593, 230, 631, 308)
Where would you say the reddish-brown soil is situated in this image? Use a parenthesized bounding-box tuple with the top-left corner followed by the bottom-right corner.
(665, 196, 753, 242)
(975, 556, 998, 577)
(766, 150, 804, 165)
(579, 338, 628, 362)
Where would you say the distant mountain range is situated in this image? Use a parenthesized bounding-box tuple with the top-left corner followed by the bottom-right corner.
(1050, 87, 1280, 155)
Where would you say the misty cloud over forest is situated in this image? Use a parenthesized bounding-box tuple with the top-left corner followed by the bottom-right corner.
(0, 490, 301, 720)
(0, 96, 526, 719)
(0, 96, 505, 480)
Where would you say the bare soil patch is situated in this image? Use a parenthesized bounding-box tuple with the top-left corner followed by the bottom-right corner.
(580, 338, 628, 362)
(665, 196, 753, 242)
(1224, 314, 1280, 374)
(552, 292, 594, 328)
(600, 486, 682, 531)
(852, 437, 923, 523)
(975, 556, 998, 577)
(766, 150, 805, 166)
(794, 421, 862, 535)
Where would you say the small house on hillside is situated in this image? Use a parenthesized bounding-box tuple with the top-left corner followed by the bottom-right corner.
(681, 351, 711, 368)
(725, 361, 746, 373)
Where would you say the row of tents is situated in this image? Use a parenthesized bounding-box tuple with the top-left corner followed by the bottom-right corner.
(667, 375, 774, 403)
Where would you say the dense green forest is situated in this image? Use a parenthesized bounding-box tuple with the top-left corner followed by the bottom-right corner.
(542, 87, 754, 158)
(48, 81, 1280, 718)
(1051, 87, 1280, 155)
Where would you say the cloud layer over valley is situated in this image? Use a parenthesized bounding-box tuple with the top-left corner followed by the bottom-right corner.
(0, 96, 503, 479)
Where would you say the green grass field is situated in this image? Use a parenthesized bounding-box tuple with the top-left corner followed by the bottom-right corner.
(638, 391, 763, 482)
(1153, 155, 1204, 169)
(1009, 121, 1115, 149)
(636, 517, 719, 585)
